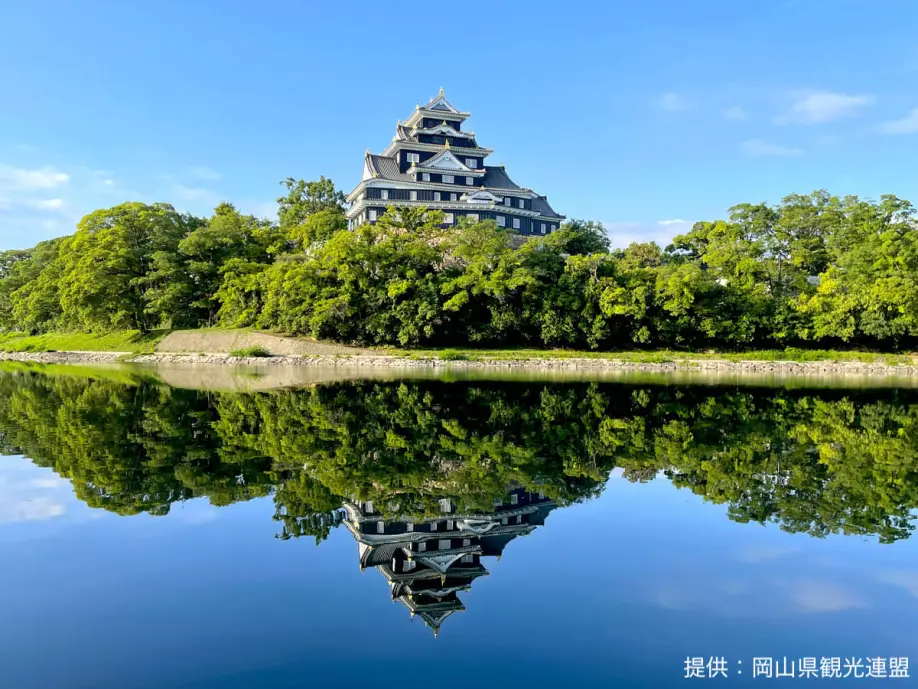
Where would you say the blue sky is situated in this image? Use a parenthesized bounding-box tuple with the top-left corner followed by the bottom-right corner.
(1, 0, 917, 250)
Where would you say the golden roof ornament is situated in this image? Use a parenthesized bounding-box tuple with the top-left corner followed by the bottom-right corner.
(438, 86, 444, 97)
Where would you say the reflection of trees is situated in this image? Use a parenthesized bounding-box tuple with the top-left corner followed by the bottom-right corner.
(1, 368, 918, 543)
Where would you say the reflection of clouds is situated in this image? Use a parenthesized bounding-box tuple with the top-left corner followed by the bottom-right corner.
(787, 579, 867, 612)
(876, 570, 918, 598)
(170, 502, 219, 525)
(652, 579, 757, 615)
(736, 544, 802, 564)
(650, 577, 868, 616)
(1, 496, 65, 523)
(30, 478, 64, 489)
(0, 458, 70, 524)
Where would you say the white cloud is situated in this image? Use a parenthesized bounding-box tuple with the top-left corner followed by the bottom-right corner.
(724, 105, 748, 121)
(877, 107, 918, 135)
(0, 164, 70, 190)
(188, 166, 222, 181)
(777, 90, 875, 124)
(740, 138, 803, 157)
(659, 92, 691, 112)
(0, 164, 134, 249)
(240, 200, 278, 220)
(603, 220, 690, 249)
(173, 184, 218, 203)
(21, 198, 65, 212)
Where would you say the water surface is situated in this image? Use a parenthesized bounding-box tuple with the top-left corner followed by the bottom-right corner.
(0, 366, 916, 688)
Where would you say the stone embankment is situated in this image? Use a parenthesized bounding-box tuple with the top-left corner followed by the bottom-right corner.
(2, 349, 918, 378)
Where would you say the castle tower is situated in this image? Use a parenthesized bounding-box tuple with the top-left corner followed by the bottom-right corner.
(346, 90, 564, 236)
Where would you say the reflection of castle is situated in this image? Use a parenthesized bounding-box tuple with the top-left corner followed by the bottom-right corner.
(344, 487, 556, 636)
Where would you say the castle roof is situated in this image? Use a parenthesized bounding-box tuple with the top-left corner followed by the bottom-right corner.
(362, 153, 413, 182)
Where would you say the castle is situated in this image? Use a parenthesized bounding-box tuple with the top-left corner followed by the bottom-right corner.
(346, 90, 564, 235)
(343, 487, 556, 636)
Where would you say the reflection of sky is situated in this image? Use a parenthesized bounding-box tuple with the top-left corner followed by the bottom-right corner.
(0, 456, 915, 689)
(0, 456, 221, 542)
(0, 456, 71, 523)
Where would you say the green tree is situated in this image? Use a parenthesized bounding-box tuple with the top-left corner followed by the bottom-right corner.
(277, 177, 346, 230)
(57, 203, 199, 331)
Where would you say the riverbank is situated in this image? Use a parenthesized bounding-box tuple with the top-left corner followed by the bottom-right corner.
(2, 328, 918, 378)
(3, 348, 918, 378)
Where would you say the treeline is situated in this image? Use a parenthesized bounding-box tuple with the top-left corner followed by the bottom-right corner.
(2, 369, 918, 543)
(2, 180, 918, 350)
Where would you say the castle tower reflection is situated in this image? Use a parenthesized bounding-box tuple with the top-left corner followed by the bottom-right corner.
(343, 487, 556, 635)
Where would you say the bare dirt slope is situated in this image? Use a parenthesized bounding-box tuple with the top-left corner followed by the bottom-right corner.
(156, 329, 371, 356)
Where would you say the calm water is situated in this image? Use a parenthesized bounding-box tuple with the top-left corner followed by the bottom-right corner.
(1, 366, 916, 688)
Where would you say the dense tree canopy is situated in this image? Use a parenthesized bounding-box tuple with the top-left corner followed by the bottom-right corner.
(1, 368, 917, 543)
(2, 183, 918, 350)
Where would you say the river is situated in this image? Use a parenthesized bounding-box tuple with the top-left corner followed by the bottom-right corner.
(0, 364, 915, 687)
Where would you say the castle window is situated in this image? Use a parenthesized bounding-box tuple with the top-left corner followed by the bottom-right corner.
(444, 213, 454, 224)
(438, 540, 451, 550)
(377, 521, 385, 533)
(451, 193, 458, 201)
(407, 152, 420, 164)
(381, 189, 388, 201)
(434, 192, 441, 201)
(410, 190, 417, 201)
(511, 493, 518, 505)
(512, 217, 521, 229)
(422, 173, 430, 182)
(418, 541, 427, 551)
(442, 174, 455, 184)
(407, 522, 413, 532)
(430, 521, 438, 531)
(368, 209, 378, 221)
(462, 554, 474, 564)
(518, 199, 525, 209)
(497, 216, 505, 227)
(446, 520, 454, 530)
(465, 177, 474, 186)
(541, 223, 547, 234)
(504, 197, 511, 206)
(467, 214, 479, 222)
(465, 158, 477, 169)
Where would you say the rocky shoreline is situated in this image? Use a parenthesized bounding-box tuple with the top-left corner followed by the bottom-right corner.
(2, 349, 918, 378)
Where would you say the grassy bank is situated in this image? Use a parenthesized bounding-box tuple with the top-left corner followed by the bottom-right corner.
(390, 347, 917, 366)
(1, 328, 916, 366)
(0, 330, 167, 354)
